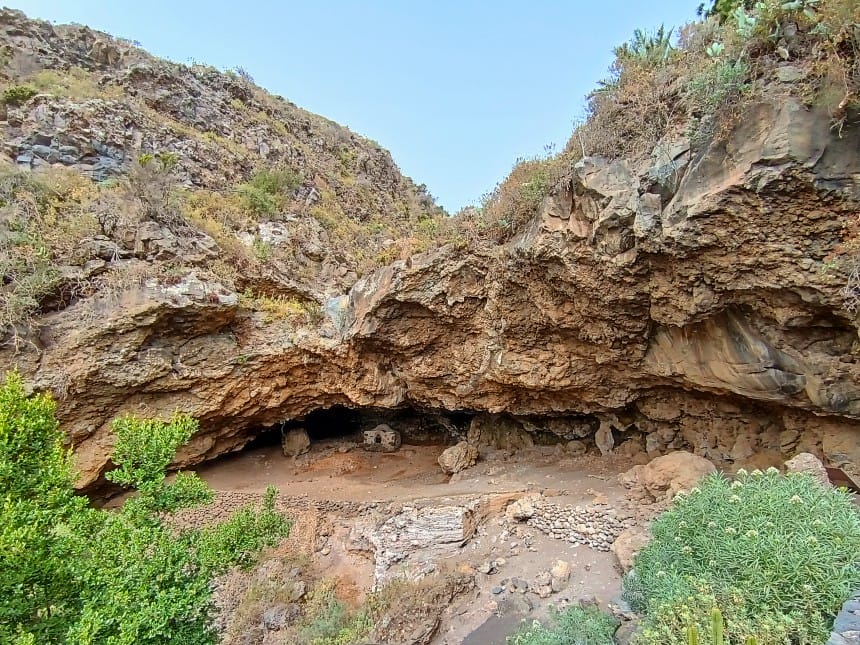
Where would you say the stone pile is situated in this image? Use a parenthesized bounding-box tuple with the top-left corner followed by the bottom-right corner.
(489, 560, 571, 599)
(512, 497, 631, 552)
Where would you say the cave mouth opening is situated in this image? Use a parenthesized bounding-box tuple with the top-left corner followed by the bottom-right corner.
(243, 405, 475, 451)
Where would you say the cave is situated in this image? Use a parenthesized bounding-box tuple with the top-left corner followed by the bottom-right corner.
(244, 404, 473, 451)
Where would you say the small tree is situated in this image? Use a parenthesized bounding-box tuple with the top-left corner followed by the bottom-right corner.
(0, 371, 88, 643)
(0, 371, 290, 644)
(127, 151, 185, 228)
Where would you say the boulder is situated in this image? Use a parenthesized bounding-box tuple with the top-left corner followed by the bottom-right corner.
(505, 494, 540, 521)
(611, 527, 651, 572)
(621, 451, 716, 502)
(566, 440, 587, 456)
(438, 441, 478, 475)
(281, 427, 310, 458)
(784, 452, 831, 487)
(532, 570, 553, 598)
(550, 559, 571, 592)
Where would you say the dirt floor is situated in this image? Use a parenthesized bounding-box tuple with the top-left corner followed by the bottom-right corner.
(187, 438, 650, 644)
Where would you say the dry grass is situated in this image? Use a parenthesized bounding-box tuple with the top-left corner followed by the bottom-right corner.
(238, 289, 319, 326)
(451, 151, 571, 246)
(0, 168, 105, 340)
(23, 66, 125, 100)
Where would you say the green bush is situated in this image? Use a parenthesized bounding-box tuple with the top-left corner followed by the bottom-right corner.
(2, 85, 37, 105)
(237, 184, 278, 215)
(625, 469, 860, 644)
(684, 60, 750, 116)
(0, 371, 290, 644)
(699, 0, 755, 22)
(614, 25, 676, 66)
(507, 606, 619, 645)
(237, 167, 301, 216)
(684, 58, 750, 143)
(0, 370, 87, 644)
(247, 167, 301, 195)
(299, 579, 373, 645)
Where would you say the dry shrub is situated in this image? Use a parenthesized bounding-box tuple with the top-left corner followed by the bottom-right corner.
(462, 152, 570, 244)
(215, 552, 312, 645)
(125, 152, 188, 230)
(814, 0, 860, 130)
(0, 168, 104, 340)
(80, 261, 164, 312)
(239, 289, 318, 326)
(367, 570, 475, 643)
(183, 190, 257, 283)
(575, 61, 682, 161)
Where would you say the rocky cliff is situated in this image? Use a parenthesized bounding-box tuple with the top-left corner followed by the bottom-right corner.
(2, 9, 859, 487)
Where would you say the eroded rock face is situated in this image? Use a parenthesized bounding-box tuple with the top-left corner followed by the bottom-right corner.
(368, 504, 476, 585)
(4, 91, 860, 487)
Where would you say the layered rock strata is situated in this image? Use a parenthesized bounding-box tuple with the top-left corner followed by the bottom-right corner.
(5, 90, 860, 486)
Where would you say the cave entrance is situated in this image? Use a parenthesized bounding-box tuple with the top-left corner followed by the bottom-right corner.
(245, 405, 472, 453)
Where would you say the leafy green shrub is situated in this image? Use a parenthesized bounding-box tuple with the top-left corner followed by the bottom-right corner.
(614, 25, 676, 66)
(247, 167, 301, 195)
(236, 167, 301, 216)
(238, 184, 278, 215)
(625, 469, 860, 644)
(197, 486, 288, 570)
(684, 58, 750, 143)
(685, 59, 750, 117)
(252, 235, 273, 261)
(2, 84, 37, 105)
(299, 579, 373, 645)
(0, 370, 88, 644)
(0, 372, 290, 644)
(106, 413, 212, 511)
(507, 606, 619, 645)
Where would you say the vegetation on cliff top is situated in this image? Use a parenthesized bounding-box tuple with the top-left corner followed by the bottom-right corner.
(1, 1, 857, 342)
(467, 0, 858, 243)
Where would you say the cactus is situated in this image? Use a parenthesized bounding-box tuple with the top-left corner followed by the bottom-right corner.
(711, 607, 724, 645)
(687, 624, 700, 645)
(683, 608, 759, 645)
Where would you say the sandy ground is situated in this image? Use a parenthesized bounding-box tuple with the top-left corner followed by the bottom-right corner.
(189, 438, 643, 644)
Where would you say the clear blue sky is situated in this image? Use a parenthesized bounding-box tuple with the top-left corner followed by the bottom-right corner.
(13, 1, 698, 211)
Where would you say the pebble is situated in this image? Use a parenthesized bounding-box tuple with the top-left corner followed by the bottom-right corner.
(520, 500, 629, 552)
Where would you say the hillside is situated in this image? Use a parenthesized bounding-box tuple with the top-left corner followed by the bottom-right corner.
(0, 5, 446, 333)
(1, 2, 860, 644)
(2, 2, 859, 487)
